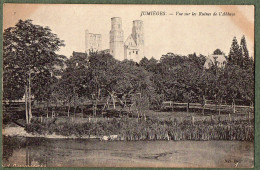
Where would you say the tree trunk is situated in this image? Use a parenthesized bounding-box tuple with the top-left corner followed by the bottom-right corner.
(93, 99, 97, 117)
(41, 100, 44, 117)
(56, 98, 58, 108)
(81, 107, 84, 118)
(98, 88, 101, 99)
(73, 105, 77, 117)
(233, 98, 236, 114)
(55, 99, 58, 113)
(25, 85, 29, 124)
(111, 94, 116, 109)
(187, 102, 189, 114)
(215, 102, 218, 113)
(202, 96, 206, 116)
(28, 69, 32, 123)
(67, 104, 70, 117)
(248, 109, 250, 125)
(192, 116, 194, 125)
(218, 98, 222, 115)
(46, 101, 49, 118)
(52, 110, 55, 118)
(92, 101, 95, 117)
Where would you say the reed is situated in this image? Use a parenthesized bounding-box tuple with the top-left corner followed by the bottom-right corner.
(25, 116, 254, 141)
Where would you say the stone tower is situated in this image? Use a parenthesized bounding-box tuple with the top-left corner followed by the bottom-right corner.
(131, 20, 144, 59)
(85, 29, 102, 53)
(110, 17, 124, 60)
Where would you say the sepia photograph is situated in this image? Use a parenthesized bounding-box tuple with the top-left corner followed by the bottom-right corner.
(2, 4, 255, 168)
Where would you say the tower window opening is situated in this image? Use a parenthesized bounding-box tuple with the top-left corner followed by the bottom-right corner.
(136, 51, 138, 54)
(133, 51, 134, 53)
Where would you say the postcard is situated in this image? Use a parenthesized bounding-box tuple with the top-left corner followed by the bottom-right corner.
(2, 4, 254, 168)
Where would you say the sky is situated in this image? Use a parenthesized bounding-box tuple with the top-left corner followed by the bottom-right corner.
(3, 4, 254, 60)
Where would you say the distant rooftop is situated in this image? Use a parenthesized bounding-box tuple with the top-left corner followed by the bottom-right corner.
(204, 54, 226, 69)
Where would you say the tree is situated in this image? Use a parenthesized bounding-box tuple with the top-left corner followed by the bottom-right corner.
(57, 52, 89, 117)
(225, 36, 254, 113)
(32, 70, 57, 115)
(146, 57, 159, 73)
(154, 53, 206, 113)
(175, 54, 205, 112)
(224, 65, 243, 113)
(240, 35, 251, 69)
(87, 52, 119, 116)
(205, 58, 227, 115)
(139, 57, 149, 69)
(213, 49, 224, 55)
(3, 19, 65, 123)
(228, 36, 243, 67)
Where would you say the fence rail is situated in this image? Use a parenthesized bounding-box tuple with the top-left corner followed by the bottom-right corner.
(161, 101, 253, 113)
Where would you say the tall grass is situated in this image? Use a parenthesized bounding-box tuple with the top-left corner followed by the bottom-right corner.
(25, 116, 254, 141)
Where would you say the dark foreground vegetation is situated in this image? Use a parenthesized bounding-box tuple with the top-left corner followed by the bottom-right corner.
(24, 111, 254, 141)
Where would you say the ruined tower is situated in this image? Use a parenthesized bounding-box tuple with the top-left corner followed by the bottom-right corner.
(124, 20, 144, 61)
(131, 20, 144, 60)
(85, 29, 102, 53)
(109, 17, 124, 60)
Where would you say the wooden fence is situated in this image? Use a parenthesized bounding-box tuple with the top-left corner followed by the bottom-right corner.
(161, 101, 253, 113)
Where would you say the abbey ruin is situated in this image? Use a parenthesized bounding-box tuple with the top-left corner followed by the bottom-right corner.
(85, 17, 144, 61)
(85, 30, 102, 53)
(110, 17, 144, 61)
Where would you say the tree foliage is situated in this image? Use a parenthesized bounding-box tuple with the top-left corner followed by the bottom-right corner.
(3, 19, 65, 101)
(3, 20, 254, 119)
(3, 19, 65, 122)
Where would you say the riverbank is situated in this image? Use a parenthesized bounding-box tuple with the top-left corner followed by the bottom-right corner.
(15, 116, 254, 141)
(3, 126, 118, 140)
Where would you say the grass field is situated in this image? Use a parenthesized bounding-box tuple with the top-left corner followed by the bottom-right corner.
(23, 106, 254, 141)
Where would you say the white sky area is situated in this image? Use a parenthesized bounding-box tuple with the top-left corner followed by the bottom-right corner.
(4, 4, 254, 60)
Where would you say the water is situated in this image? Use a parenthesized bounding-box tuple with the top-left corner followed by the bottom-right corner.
(3, 136, 254, 168)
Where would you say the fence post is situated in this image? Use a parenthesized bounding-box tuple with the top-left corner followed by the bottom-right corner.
(192, 116, 194, 125)
(229, 114, 232, 122)
(40, 116, 43, 123)
(202, 104, 205, 116)
(248, 110, 250, 125)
